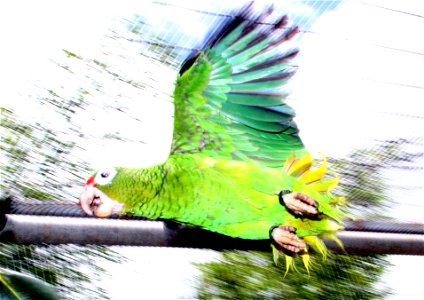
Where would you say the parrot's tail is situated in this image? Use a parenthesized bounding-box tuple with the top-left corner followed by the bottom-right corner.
(283, 153, 340, 195)
(282, 152, 347, 219)
(278, 153, 348, 274)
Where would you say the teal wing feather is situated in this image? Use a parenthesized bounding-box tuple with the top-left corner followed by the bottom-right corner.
(172, 6, 306, 167)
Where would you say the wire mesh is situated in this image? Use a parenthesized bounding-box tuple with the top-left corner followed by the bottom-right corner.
(1, 0, 423, 299)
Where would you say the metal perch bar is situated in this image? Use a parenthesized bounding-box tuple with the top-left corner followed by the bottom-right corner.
(3, 199, 424, 234)
(1, 214, 423, 255)
(1, 199, 423, 254)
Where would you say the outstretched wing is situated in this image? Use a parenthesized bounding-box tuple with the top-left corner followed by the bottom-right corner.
(172, 5, 306, 167)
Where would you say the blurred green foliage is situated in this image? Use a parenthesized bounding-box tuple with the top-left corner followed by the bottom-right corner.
(332, 138, 422, 214)
(198, 251, 389, 299)
(0, 43, 127, 298)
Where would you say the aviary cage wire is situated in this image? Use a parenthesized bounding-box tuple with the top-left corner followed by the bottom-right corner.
(1, 0, 423, 299)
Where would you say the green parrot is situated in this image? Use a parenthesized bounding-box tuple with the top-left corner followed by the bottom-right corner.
(79, 5, 347, 271)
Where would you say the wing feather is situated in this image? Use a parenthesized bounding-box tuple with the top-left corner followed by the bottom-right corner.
(172, 6, 306, 167)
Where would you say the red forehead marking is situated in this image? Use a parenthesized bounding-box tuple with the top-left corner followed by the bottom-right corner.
(85, 176, 96, 187)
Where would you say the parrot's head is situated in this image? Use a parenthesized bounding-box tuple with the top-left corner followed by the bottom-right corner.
(79, 167, 124, 218)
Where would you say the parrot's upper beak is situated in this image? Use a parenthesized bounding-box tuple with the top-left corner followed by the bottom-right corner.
(79, 185, 124, 218)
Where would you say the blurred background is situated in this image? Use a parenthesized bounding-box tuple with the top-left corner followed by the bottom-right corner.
(1, 0, 423, 299)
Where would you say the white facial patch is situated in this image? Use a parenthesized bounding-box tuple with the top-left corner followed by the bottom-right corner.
(94, 167, 117, 186)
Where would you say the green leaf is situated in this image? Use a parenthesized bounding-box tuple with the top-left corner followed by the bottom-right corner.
(0, 268, 59, 300)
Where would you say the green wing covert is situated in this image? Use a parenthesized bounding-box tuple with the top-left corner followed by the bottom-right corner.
(172, 5, 306, 167)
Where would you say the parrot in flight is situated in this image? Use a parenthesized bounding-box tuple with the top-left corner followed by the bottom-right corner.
(79, 4, 347, 272)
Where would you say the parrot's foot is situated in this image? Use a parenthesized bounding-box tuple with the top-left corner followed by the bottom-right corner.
(278, 191, 320, 219)
(270, 225, 307, 255)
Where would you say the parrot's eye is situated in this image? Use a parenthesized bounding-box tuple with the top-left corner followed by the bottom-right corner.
(94, 167, 117, 186)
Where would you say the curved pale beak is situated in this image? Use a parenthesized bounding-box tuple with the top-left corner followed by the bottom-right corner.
(79, 186, 124, 218)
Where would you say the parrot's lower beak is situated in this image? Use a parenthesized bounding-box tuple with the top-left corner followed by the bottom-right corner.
(79, 186, 124, 218)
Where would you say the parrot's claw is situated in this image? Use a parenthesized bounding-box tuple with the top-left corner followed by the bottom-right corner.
(271, 225, 307, 255)
(279, 191, 320, 219)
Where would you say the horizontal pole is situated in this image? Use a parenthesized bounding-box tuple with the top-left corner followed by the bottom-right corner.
(1, 214, 423, 255)
(325, 231, 424, 255)
(3, 199, 424, 234)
